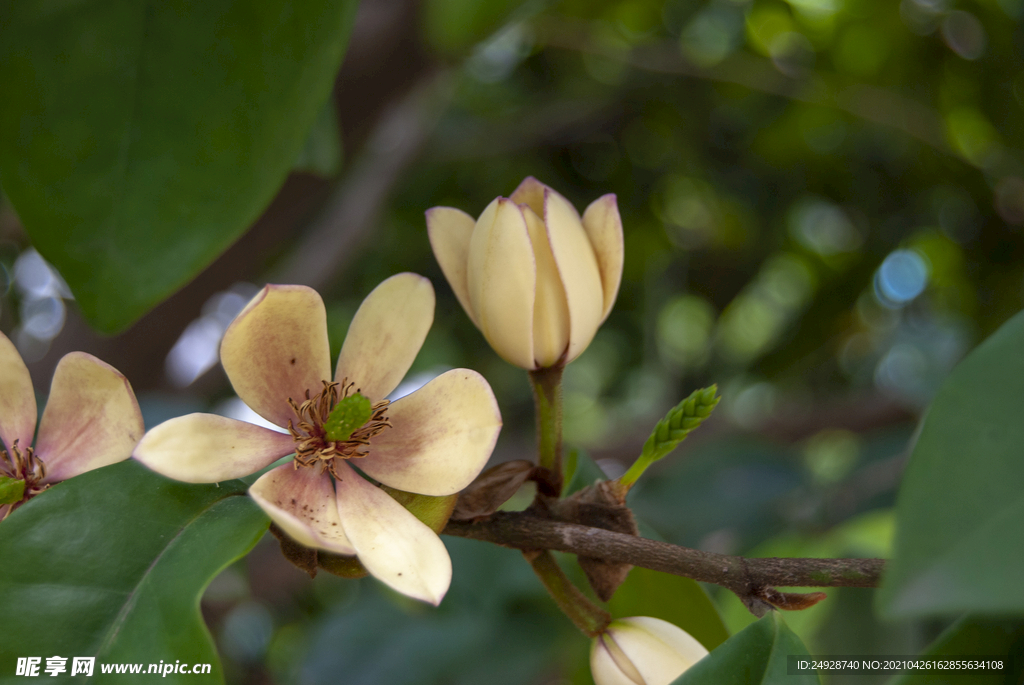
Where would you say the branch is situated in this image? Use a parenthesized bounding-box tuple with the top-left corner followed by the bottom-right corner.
(443, 511, 884, 600)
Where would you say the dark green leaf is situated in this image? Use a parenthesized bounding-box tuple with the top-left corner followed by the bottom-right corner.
(878, 309, 1024, 618)
(563, 449, 607, 497)
(294, 96, 342, 178)
(888, 616, 1024, 685)
(0, 475, 25, 505)
(607, 566, 730, 651)
(673, 613, 820, 685)
(0, 0, 358, 332)
(0, 460, 269, 684)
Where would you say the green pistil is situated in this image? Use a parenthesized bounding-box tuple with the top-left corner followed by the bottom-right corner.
(324, 393, 373, 441)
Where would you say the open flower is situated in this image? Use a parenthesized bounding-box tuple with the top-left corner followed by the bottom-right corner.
(427, 176, 623, 370)
(591, 616, 708, 685)
(134, 274, 501, 605)
(0, 332, 144, 520)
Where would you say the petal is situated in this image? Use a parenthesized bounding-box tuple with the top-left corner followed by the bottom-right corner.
(509, 176, 547, 216)
(35, 353, 144, 483)
(611, 617, 708, 685)
(591, 636, 644, 685)
(0, 331, 37, 451)
(426, 207, 478, 326)
(220, 285, 331, 429)
(467, 198, 537, 369)
(334, 461, 452, 605)
(544, 189, 605, 364)
(359, 369, 501, 496)
(582, 194, 625, 322)
(335, 273, 434, 403)
(522, 204, 571, 368)
(249, 463, 355, 555)
(133, 413, 295, 483)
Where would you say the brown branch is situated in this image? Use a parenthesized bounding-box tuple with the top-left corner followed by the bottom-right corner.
(443, 511, 884, 601)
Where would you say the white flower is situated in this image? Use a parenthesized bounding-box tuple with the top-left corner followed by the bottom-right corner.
(427, 176, 624, 369)
(591, 616, 709, 685)
(134, 274, 502, 605)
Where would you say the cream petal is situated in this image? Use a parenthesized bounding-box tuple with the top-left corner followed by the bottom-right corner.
(522, 205, 571, 368)
(335, 273, 434, 403)
(249, 463, 356, 555)
(359, 369, 501, 496)
(0, 331, 37, 452)
(467, 198, 537, 369)
(582, 194, 625, 322)
(509, 176, 547, 216)
(220, 285, 331, 429)
(334, 461, 452, 605)
(591, 636, 644, 685)
(544, 189, 605, 364)
(35, 353, 144, 483)
(426, 207, 478, 327)
(133, 413, 295, 483)
(611, 617, 708, 685)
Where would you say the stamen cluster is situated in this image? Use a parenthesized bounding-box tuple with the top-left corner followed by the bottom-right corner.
(287, 379, 391, 478)
(0, 440, 49, 518)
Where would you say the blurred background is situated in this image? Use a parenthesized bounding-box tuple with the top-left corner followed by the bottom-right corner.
(1, 0, 1022, 681)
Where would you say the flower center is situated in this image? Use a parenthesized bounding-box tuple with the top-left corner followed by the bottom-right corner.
(287, 379, 391, 478)
(0, 440, 49, 519)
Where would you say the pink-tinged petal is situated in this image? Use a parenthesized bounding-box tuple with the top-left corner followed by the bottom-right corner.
(334, 461, 452, 605)
(35, 353, 144, 483)
(360, 369, 501, 496)
(0, 331, 37, 452)
(133, 413, 295, 483)
(582, 194, 625, 322)
(335, 273, 434, 403)
(250, 463, 355, 555)
(467, 198, 537, 369)
(509, 176, 547, 216)
(426, 207, 478, 326)
(544, 189, 604, 364)
(220, 285, 331, 429)
(522, 205, 571, 368)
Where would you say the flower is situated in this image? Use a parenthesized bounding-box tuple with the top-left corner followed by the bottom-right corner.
(0, 332, 144, 520)
(133, 274, 502, 605)
(427, 176, 623, 370)
(590, 616, 709, 685)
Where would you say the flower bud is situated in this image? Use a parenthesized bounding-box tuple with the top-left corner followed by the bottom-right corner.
(590, 617, 708, 685)
(427, 177, 623, 370)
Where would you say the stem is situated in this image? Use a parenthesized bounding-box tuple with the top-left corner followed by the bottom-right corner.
(529, 365, 565, 495)
(525, 550, 611, 637)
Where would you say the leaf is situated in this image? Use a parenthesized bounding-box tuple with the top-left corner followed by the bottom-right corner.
(673, 613, 820, 685)
(878, 309, 1024, 618)
(0, 0, 358, 333)
(0, 460, 269, 684)
(888, 616, 1024, 685)
(0, 475, 25, 505)
(607, 566, 730, 651)
(293, 96, 342, 178)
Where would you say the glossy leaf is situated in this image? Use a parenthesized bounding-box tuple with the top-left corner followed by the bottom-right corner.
(0, 0, 358, 332)
(878, 309, 1024, 618)
(608, 566, 730, 651)
(0, 460, 269, 684)
(673, 613, 819, 685)
(888, 616, 1024, 685)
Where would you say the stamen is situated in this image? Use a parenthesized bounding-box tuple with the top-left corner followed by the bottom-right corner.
(0, 440, 50, 519)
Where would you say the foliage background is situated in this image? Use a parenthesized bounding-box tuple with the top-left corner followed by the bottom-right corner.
(2, 0, 1023, 682)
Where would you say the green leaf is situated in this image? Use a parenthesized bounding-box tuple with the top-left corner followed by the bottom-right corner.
(888, 616, 1024, 685)
(563, 449, 608, 497)
(878, 309, 1024, 618)
(324, 392, 372, 441)
(0, 460, 269, 684)
(608, 566, 730, 651)
(0, 474, 25, 505)
(0, 0, 358, 333)
(673, 613, 820, 685)
(294, 96, 342, 178)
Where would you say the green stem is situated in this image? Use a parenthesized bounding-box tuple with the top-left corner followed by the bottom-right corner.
(525, 550, 611, 637)
(529, 365, 565, 495)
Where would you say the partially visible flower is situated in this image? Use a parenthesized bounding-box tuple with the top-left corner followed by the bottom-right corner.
(134, 274, 502, 605)
(427, 176, 624, 370)
(590, 616, 709, 685)
(0, 333, 144, 520)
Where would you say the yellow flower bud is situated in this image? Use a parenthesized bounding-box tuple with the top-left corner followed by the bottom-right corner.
(590, 617, 708, 685)
(427, 177, 624, 370)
